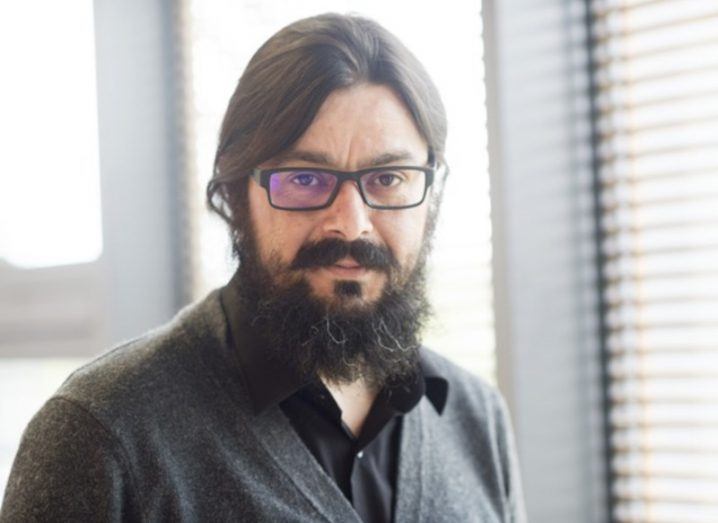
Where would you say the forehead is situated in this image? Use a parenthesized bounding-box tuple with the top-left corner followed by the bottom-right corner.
(271, 83, 429, 169)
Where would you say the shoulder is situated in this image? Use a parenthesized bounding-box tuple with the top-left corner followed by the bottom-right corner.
(1, 394, 143, 521)
(2, 290, 236, 519)
(421, 347, 503, 410)
(421, 347, 514, 441)
(50, 289, 232, 432)
(421, 347, 526, 520)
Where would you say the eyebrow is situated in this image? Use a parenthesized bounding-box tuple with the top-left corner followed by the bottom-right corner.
(271, 149, 421, 169)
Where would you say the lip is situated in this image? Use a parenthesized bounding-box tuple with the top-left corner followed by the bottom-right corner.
(334, 258, 361, 269)
(324, 258, 368, 278)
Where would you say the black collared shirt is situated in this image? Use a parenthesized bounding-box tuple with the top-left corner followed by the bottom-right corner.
(220, 274, 448, 523)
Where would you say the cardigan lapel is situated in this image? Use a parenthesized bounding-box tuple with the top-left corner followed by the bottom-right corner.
(248, 405, 362, 523)
(394, 396, 437, 523)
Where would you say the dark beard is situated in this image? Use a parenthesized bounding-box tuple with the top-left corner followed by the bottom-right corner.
(234, 237, 432, 390)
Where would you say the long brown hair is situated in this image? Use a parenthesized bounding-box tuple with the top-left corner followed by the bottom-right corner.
(206, 13, 447, 256)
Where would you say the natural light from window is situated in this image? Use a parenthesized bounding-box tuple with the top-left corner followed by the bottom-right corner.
(0, 1, 102, 269)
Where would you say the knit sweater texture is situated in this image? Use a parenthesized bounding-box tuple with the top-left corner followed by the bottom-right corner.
(1, 289, 526, 522)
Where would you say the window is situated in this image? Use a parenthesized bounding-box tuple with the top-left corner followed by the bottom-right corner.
(0, 0, 102, 269)
(590, 0, 718, 520)
(0, 0, 101, 495)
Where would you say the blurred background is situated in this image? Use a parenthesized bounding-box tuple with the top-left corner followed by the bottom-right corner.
(0, 0, 716, 521)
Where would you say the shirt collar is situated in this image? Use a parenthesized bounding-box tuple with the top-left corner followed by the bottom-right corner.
(220, 271, 448, 417)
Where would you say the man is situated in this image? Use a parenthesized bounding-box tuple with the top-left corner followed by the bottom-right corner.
(1, 13, 525, 523)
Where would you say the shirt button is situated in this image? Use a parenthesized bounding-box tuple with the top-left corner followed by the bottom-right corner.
(357, 451, 364, 459)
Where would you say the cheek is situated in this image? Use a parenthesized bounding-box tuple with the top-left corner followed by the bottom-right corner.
(376, 205, 429, 264)
(248, 182, 315, 264)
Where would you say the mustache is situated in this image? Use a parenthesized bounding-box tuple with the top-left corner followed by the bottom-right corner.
(290, 238, 399, 272)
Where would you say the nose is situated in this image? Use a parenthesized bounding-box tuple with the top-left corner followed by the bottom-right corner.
(321, 180, 373, 241)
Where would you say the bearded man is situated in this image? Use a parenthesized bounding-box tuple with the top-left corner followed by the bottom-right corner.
(1, 13, 525, 523)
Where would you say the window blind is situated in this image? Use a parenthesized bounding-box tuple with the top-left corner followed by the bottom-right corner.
(589, 0, 718, 521)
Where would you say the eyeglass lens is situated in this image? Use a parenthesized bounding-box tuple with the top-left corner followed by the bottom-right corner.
(267, 168, 426, 209)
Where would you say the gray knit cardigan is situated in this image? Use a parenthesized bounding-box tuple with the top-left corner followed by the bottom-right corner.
(1, 289, 526, 522)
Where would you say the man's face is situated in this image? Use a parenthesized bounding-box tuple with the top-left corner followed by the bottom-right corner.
(247, 83, 431, 309)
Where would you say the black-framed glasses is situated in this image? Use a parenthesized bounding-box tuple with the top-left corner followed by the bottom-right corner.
(251, 165, 436, 211)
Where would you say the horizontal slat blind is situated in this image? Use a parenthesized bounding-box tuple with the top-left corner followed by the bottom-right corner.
(590, 0, 718, 522)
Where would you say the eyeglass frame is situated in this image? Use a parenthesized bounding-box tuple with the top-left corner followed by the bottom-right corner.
(250, 164, 437, 211)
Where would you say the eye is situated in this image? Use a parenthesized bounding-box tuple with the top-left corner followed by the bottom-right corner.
(370, 171, 405, 187)
(290, 172, 321, 186)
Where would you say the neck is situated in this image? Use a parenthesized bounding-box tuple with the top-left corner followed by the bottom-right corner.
(321, 376, 379, 438)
